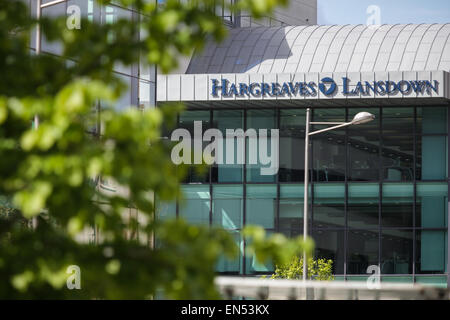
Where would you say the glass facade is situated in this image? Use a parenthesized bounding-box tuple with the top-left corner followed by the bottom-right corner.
(162, 106, 449, 284)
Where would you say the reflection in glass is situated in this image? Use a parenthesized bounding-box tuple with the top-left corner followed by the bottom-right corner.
(348, 133, 380, 181)
(279, 110, 305, 182)
(348, 183, 379, 228)
(312, 133, 346, 182)
(416, 183, 448, 228)
(347, 230, 379, 274)
(382, 183, 413, 227)
(382, 135, 414, 181)
(246, 185, 276, 228)
(313, 184, 345, 228)
(178, 185, 210, 225)
(212, 185, 243, 229)
(381, 230, 413, 274)
(313, 230, 345, 274)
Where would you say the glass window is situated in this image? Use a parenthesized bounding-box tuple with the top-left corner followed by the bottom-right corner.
(348, 133, 380, 181)
(312, 133, 346, 182)
(212, 110, 244, 183)
(382, 108, 414, 135)
(313, 230, 345, 274)
(381, 183, 413, 227)
(416, 230, 447, 274)
(246, 185, 277, 228)
(416, 135, 447, 180)
(313, 184, 345, 228)
(381, 135, 414, 181)
(156, 200, 176, 221)
(246, 110, 277, 183)
(178, 185, 210, 225)
(381, 276, 413, 283)
(416, 183, 448, 228)
(348, 183, 379, 228)
(212, 185, 243, 229)
(279, 184, 304, 230)
(381, 229, 413, 274)
(347, 230, 379, 275)
(417, 107, 447, 134)
(279, 110, 305, 182)
(178, 111, 211, 183)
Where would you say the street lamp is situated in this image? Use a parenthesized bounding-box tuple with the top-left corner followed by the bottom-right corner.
(302, 109, 375, 281)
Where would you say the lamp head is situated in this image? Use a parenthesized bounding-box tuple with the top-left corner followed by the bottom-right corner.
(351, 112, 375, 125)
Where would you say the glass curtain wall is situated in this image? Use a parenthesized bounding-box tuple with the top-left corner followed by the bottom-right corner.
(164, 106, 448, 284)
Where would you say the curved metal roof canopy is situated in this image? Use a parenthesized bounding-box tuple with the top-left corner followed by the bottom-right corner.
(186, 24, 450, 74)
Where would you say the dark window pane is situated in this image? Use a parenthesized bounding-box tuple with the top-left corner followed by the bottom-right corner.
(279, 110, 305, 182)
(348, 183, 379, 228)
(416, 183, 448, 228)
(381, 183, 413, 227)
(212, 110, 244, 183)
(348, 134, 380, 181)
(279, 184, 304, 230)
(246, 110, 276, 183)
(416, 135, 447, 180)
(381, 229, 413, 274)
(415, 230, 447, 274)
(417, 107, 447, 134)
(382, 108, 414, 135)
(313, 230, 345, 275)
(313, 184, 345, 228)
(381, 135, 414, 181)
(312, 133, 346, 182)
(347, 230, 379, 275)
(178, 111, 211, 183)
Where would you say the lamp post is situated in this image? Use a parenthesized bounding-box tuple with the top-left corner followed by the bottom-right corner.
(302, 109, 375, 282)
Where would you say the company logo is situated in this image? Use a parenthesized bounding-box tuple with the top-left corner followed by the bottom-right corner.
(318, 77, 337, 96)
(211, 77, 439, 98)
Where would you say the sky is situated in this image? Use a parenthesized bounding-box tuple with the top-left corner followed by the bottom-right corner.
(318, 0, 450, 25)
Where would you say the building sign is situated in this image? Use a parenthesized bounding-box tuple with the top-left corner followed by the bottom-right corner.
(211, 77, 439, 98)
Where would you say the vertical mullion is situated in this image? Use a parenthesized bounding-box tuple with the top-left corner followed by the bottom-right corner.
(413, 106, 417, 280)
(276, 108, 280, 233)
(209, 110, 213, 228)
(447, 107, 450, 287)
(344, 106, 348, 279)
(243, 109, 247, 275)
(379, 106, 382, 273)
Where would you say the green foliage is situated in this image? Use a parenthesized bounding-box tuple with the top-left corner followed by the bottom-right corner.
(0, 0, 308, 299)
(271, 257, 335, 281)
